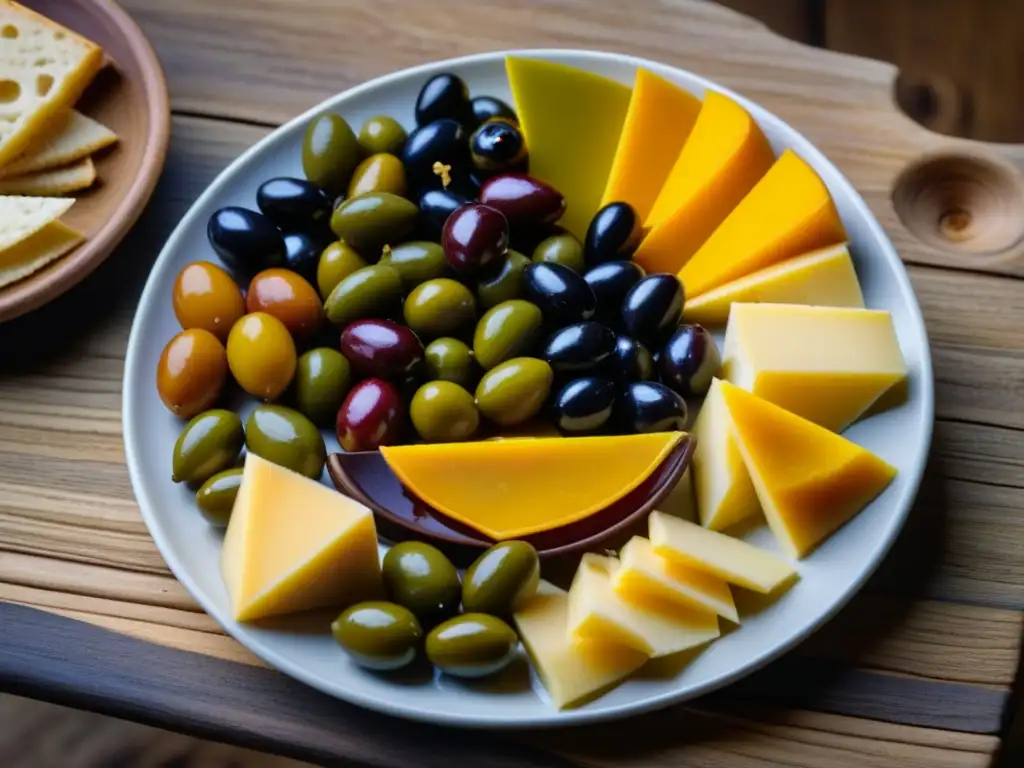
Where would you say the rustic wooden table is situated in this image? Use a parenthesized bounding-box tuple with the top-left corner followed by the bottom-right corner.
(2, 2, 1023, 766)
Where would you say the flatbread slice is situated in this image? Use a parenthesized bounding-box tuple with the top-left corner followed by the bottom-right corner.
(0, 156, 95, 195)
(0, 109, 116, 177)
(0, 194, 74, 250)
(0, 218, 82, 288)
(0, 2, 105, 166)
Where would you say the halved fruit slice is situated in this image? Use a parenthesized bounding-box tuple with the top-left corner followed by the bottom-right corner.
(380, 432, 685, 540)
(720, 382, 897, 559)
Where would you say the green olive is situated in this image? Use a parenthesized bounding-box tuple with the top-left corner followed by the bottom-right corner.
(302, 113, 361, 195)
(294, 348, 352, 425)
(472, 299, 543, 370)
(244, 404, 326, 479)
(475, 357, 553, 426)
(194, 468, 244, 527)
(317, 241, 367, 300)
(424, 337, 476, 389)
(462, 541, 540, 616)
(324, 264, 403, 327)
(347, 153, 407, 198)
(403, 278, 476, 340)
(172, 409, 244, 485)
(425, 614, 518, 678)
(532, 234, 585, 273)
(357, 115, 408, 156)
(382, 542, 461, 625)
(410, 381, 479, 443)
(379, 241, 447, 290)
(477, 250, 529, 310)
(329, 192, 418, 256)
(332, 601, 423, 671)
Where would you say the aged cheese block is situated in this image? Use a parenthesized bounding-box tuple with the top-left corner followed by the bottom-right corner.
(506, 56, 631, 239)
(648, 511, 797, 593)
(721, 381, 897, 559)
(633, 91, 773, 274)
(380, 432, 685, 540)
(612, 536, 738, 623)
(221, 453, 383, 622)
(599, 68, 701, 220)
(691, 378, 759, 532)
(568, 553, 719, 657)
(680, 150, 847, 298)
(722, 303, 907, 432)
(0, 218, 82, 288)
(514, 582, 648, 710)
(683, 243, 864, 325)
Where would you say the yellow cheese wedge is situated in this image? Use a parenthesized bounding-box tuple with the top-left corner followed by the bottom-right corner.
(722, 303, 907, 432)
(691, 378, 759, 532)
(633, 91, 774, 275)
(568, 553, 719, 657)
(683, 243, 864, 325)
(721, 381, 897, 559)
(599, 68, 701, 221)
(506, 56, 632, 239)
(514, 582, 648, 710)
(380, 432, 685, 540)
(221, 453, 383, 622)
(0, 218, 82, 288)
(0, 109, 117, 177)
(648, 511, 797, 594)
(0, 156, 95, 196)
(612, 536, 738, 623)
(680, 149, 847, 298)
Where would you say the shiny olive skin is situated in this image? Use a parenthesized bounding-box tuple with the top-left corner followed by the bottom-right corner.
(442, 203, 509, 274)
(226, 313, 297, 400)
(340, 319, 424, 380)
(403, 278, 476, 340)
(417, 188, 469, 240)
(347, 153, 407, 198)
(246, 268, 324, 340)
(171, 409, 243, 485)
(172, 261, 245, 341)
(475, 357, 553, 426)
(415, 73, 472, 126)
(532, 233, 584, 273)
(473, 299, 543, 370)
(470, 120, 527, 174)
(424, 337, 476, 389)
(583, 260, 646, 327)
(324, 264, 404, 327)
(401, 119, 471, 192)
(478, 173, 566, 228)
(357, 115, 408, 156)
(336, 378, 405, 451)
(522, 262, 597, 328)
(207, 207, 286, 276)
(378, 241, 447, 290)
(283, 231, 330, 285)
(245, 404, 326, 478)
(316, 240, 368, 300)
(621, 273, 685, 346)
(615, 381, 688, 434)
(469, 95, 517, 128)
(157, 329, 229, 418)
(302, 113, 361, 195)
(195, 468, 244, 526)
(584, 202, 643, 266)
(426, 614, 518, 679)
(383, 541, 462, 626)
(541, 321, 616, 374)
(477, 249, 529, 309)
(657, 324, 721, 398)
(552, 376, 616, 435)
(604, 335, 655, 384)
(410, 381, 480, 443)
(294, 347, 352, 425)
(256, 177, 332, 233)
(332, 601, 423, 671)
(462, 541, 539, 616)
(330, 192, 418, 256)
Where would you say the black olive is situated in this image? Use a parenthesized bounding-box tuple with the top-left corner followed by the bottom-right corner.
(551, 376, 616, 435)
(469, 96, 517, 128)
(401, 119, 471, 193)
(584, 202, 643, 266)
(542, 322, 617, 374)
(615, 381, 688, 434)
(283, 231, 329, 284)
(470, 121, 528, 175)
(583, 261, 646, 326)
(418, 188, 469, 240)
(415, 73, 472, 126)
(522, 262, 597, 328)
(604, 335, 655, 384)
(256, 177, 332, 233)
(207, 207, 286, 276)
(658, 324, 721, 398)
(621, 273, 684, 346)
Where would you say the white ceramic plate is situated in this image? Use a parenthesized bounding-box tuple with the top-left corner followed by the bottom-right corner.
(123, 49, 934, 728)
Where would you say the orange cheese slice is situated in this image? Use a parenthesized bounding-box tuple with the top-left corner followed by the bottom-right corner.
(720, 381, 897, 559)
(379, 432, 685, 540)
(680, 149, 847, 298)
(600, 68, 702, 221)
(633, 91, 774, 274)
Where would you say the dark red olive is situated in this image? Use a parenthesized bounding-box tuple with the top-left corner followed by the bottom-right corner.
(340, 319, 425, 380)
(522, 262, 596, 328)
(551, 376, 617, 435)
(542, 322, 617, 374)
(478, 173, 565, 228)
(442, 203, 509, 274)
(604, 335, 655, 384)
(336, 378, 405, 452)
(657, 324, 721, 398)
(583, 261, 646, 326)
(621, 273, 684, 346)
(614, 381, 688, 434)
(584, 202, 643, 267)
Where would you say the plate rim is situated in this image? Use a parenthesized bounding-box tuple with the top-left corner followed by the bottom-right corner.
(123, 47, 935, 729)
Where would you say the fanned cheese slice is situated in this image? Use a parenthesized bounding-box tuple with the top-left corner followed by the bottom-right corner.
(0, 156, 94, 195)
(0, 217, 82, 287)
(0, 109, 116, 177)
(0, 2, 104, 166)
(0, 194, 74, 250)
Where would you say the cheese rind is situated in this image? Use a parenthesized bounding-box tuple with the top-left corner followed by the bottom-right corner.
(722, 303, 907, 432)
(648, 511, 797, 594)
(683, 243, 864, 325)
(0, 217, 81, 288)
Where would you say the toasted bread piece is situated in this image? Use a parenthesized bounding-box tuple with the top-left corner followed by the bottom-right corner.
(0, 217, 82, 287)
(0, 156, 94, 195)
(0, 109, 116, 177)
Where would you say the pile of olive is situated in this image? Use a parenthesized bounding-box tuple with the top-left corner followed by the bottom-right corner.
(332, 540, 539, 677)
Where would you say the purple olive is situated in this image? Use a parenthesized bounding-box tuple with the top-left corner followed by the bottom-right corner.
(478, 173, 566, 228)
(442, 203, 509, 274)
(336, 378, 405, 452)
(340, 319, 425, 380)
(657, 324, 721, 398)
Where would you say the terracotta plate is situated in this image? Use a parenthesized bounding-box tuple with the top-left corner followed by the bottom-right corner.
(0, 0, 170, 322)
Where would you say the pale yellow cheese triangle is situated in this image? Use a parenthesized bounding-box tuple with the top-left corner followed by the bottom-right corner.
(0, 109, 116, 177)
(0, 156, 94, 195)
(0, 218, 82, 288)
(0, 194, 74, 250)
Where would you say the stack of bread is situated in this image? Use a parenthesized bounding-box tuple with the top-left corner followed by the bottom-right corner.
(0, 0, 118, 288)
